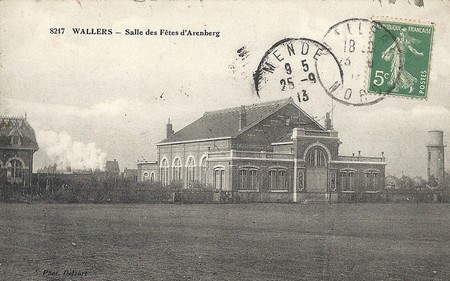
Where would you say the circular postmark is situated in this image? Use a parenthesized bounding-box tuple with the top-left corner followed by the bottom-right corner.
(323, 18, 400, 105)
(253, 38, 343, 109)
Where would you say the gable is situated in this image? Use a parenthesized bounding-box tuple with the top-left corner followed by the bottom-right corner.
(233, 103, 324, 150)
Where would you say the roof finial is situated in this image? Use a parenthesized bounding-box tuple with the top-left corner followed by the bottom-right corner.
(24, 112, 27, 120)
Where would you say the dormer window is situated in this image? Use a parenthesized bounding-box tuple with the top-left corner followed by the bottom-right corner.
(10, 135, 21, 145)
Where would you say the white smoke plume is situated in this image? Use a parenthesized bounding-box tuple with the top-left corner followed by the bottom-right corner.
(36, 130, 107, 171)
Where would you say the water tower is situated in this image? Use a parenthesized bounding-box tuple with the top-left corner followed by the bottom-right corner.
(426, 131, 446, 188)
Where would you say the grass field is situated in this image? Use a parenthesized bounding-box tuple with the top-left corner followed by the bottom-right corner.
(0, 203, 449, 281)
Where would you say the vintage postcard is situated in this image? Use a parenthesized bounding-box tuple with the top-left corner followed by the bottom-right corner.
(0, 0, 449, 280)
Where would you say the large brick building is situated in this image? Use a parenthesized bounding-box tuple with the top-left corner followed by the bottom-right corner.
(0, 116, 38, 187)
(138, 98, 386, 202)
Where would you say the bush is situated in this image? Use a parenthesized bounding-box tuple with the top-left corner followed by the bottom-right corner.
(27, 173, 222, 204)
(185, 181, 216, 191)
(54, 187, 80, 203)
(175, 182, 219, 204)
(26, 174, 183, 203)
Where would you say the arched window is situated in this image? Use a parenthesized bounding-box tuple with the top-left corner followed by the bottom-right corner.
(160, 158, 169, 186)
(306, 147, 327, 166)
(173, 158, 182, 181)
(186, 157, 196, 187)
(200, 156, 207, 186)
(143, 171, 150, 182)
(7, 159, 23, 179)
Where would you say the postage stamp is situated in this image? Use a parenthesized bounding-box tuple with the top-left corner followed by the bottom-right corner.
(367, 19, 434, 98)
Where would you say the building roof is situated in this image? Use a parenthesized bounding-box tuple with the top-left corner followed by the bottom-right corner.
(105, 160, 120, 173)
(0, 116, 39, 150)
(412, 176, 427, 187)
(123, 168, 139, 178)
(159, 97, 323, 144)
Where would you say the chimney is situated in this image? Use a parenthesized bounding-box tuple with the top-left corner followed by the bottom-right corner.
(325, 112, 333, 130)
(239, 105, 247, 130)
(166, 118, 174, 138)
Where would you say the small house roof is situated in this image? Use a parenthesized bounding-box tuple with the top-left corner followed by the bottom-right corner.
(0, 116, 38, 150)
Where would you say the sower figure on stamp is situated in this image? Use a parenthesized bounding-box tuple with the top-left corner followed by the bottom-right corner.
(382, 27, 424, 93)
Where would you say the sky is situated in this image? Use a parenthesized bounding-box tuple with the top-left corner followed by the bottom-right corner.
(0, 0, 449, 178)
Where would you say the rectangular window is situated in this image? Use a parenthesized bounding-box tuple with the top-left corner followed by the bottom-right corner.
(249, 170, 258, 190)
(269, 169, 287, 191)
(200, 166, 207, 185)
(11, 136, 20, 144)
(277, 170, 285, 190)
(214, 170, 220, 189)
(330, 172, 337, 191)
(174, 167, 181, 181)
(240, 169, 258, 190)
(372, 173, 378, 190)
(307, 153, 314, 166)
(297, 170, 304, 191)
(161, 167, 169, 186)
(364, 173, 370, 189)
(268, 170, 276, 190)
(340, 172, 346, 190)
(16, 168, 22, 178)
(214, 169, 224, 190)
(340, 171, 355, 191)
(349, 173, 354, 191)
(239, 170, 248, 190)
(363, 172, 379, 191)
(187, 167, 195, 186)
(163, 167, 169, 185)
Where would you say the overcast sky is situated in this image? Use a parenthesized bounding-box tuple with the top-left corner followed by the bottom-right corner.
(0, 0, 449, 178)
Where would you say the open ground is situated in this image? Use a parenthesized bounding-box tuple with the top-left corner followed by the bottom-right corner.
(0, 203, 449, 281)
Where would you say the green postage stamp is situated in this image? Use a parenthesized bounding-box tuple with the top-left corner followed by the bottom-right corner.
(368, 19, 434, 99)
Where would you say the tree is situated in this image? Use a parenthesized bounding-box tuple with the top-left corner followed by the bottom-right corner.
(398, 175, 413, 190)
(444, 171, 450, 189)
(428, 175, 438, 188)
